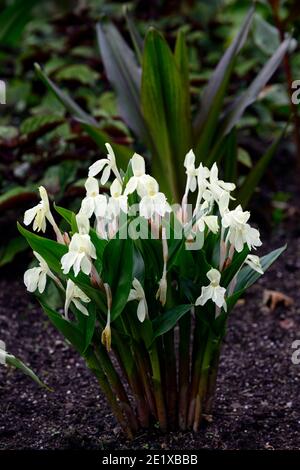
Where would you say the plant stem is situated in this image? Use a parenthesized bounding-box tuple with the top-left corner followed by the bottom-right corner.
(164, 330, 177, 429)
(85, 348, 133, 439)
(187, 320, 207, 428)
(149, 342, 168, 431)
(94, 341, 139, 433)
(113, 327, 150, 428)
(203, 344, 221, 417)
(178, 314, 191, 430)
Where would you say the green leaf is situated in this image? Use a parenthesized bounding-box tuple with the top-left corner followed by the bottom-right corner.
(237, 127, 286, 208)
(4, 350, 50, 390)
(235, 245, 287, 292)
(194, 7, 254, 158)
(174, 28, 191, 109)
(96, 21, 148, 142)
(55, 65, 99, 85)
(221, 245, 249, 288)
(0, 0, 39, 46)
(152, 304, 192, 339)
(20, 115, 62, 136)
(17, 223, 67, 274)
(0, 236, 28, 267)
(35, 63, 97, 126)
(102, 238, 134, 321)
(40, 300, 85, 354)
(141, 28, 192, 200)
(54, 204, 73, 225)
(220, 37, 294, 137)
(253, 13, 280, 56)
(123, 5, 144, 64)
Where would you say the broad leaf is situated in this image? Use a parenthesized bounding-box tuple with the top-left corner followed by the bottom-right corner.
(194, 7, 254, 157)
(152, 304, 192, 339)
(141, 28, 192, 200)
(96, 21, 149, 143)
(102, 238, 134, 321)
(4, 350, 50, 390)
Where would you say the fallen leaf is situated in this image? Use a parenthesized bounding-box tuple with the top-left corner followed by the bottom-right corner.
(262, 289, 294, 311)
(279, 319, 295, 330)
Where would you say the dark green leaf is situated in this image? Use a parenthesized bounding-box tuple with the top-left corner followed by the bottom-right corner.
(153, 304, 192, 339)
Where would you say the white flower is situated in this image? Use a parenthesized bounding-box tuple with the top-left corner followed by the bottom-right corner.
(197, 215, 219, 234)
(128, 278, 148, 322)
(76, 211, 90, 235)
(208, 163, 235, 201)
(194, 163, 210, 211)
(23, 186, 51, 232)
(245, 255, 264, 275)
(24, 251, 57, 293)
(80, 177, 108, 219)
(106, 179, 128, 218)
(88, 142, 122, 185)
(222, 205, 262, 253)
(0, 340, 6, 365)
(124, 153, 148, 197)
(139, 176, 171, 219)
(195, 268, 227, 311)
(61, 233, 96, 276)
(184, 150, 198, 194)
(64, 279, 90, 319)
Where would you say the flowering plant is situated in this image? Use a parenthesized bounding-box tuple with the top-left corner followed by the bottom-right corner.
(18, 143, 284, 437)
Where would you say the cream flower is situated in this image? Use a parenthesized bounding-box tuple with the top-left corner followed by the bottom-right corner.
(197, 215, 219, 234)
(184, 150, 198, 194)
(76, 211, 90, 235)
(106, 179, 128, 218)
(128, 278, 148, 322)
(139, 176, 171, 219)
(0, 340, 6, 366)
(222, 205, 262, 253)
(64, 279, 90, 319)
(80, 177, 108, 219)
(24, 251, 58, 293)
(88, 142, 122, 184)
(195, 268, 227, 311)
(245, 254, 264, 275)
(208, 163, 235, 201)
(124, 153, 148, 197)
(61, 233, 96, 276)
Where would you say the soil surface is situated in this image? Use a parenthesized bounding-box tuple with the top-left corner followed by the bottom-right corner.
(0, 154, 300, 450)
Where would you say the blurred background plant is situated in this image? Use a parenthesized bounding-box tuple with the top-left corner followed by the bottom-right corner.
(0, 0, 298, 267)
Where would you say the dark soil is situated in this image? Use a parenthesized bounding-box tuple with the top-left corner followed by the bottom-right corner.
(0, 153, 300, 450)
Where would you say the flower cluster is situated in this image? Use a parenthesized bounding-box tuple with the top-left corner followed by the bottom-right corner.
(22, 144, 264, 325)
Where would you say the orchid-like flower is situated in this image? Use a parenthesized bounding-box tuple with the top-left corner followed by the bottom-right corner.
(64, 279, 90, 319)
(24, 186, 63, 243)
(194, 163, 210, 211)
(196, 215, 219, 234)
(107, 179, 128, 219)
(222, 205, 262, 253)
(128, 278, 148, 322)
(195, 268, 227, 312)
(156, 228, 168, 306)
(80, 177, 108, 219)
(124, 153, 148, 197)
(183, 150, 198, 194)
(245, 254, 264, 274)
(88, 143, 122, 185)
(208, 163, 235, 202)
(24, 251, 60, 293)
(76, 211, 90, 235)
(61, 233, 96, 276)
(139, 176, 171, 220)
